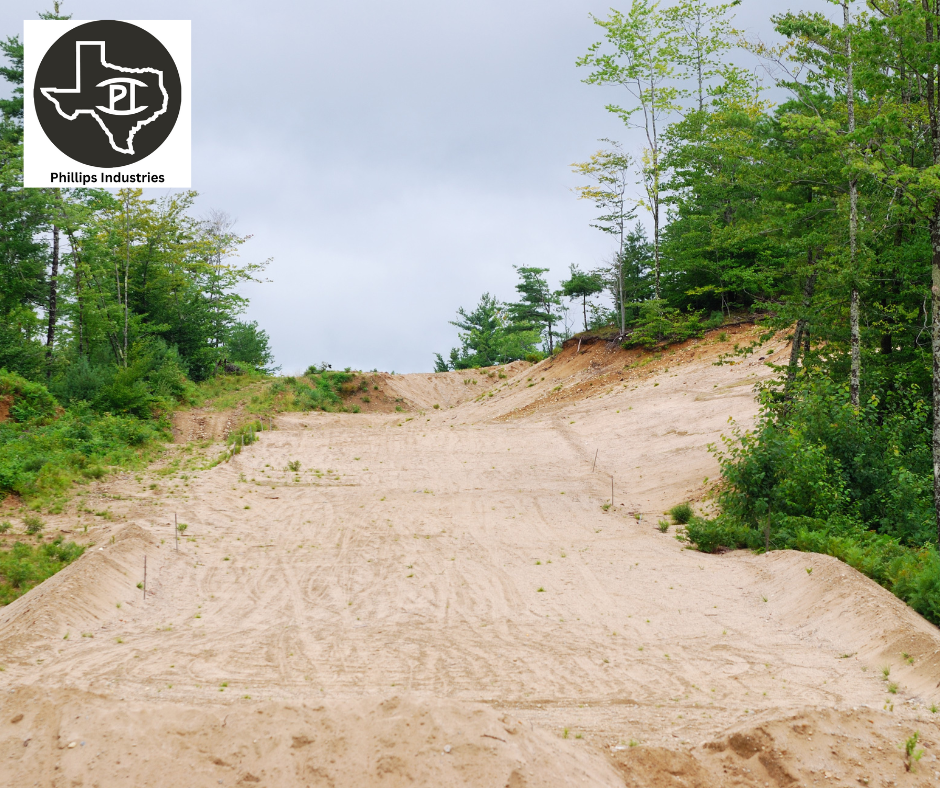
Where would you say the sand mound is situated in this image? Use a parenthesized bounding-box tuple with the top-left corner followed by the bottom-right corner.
(611, 706, 940, 787)
(0, 687, 624, 787)
(5, 330, 940, 786)
(0, 524, 162, 665)
(172, 408, 237, 443)
(379, 360, 530, 410)
(751, 549, 940, 700)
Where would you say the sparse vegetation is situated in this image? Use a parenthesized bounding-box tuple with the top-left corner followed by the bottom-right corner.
(903, 731, 924, 772)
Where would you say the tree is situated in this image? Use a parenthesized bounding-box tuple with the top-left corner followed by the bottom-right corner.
(571, 141, 636, 334)
(578, 2, 684, 299)
(560, 265, 606, 332)
(434, 293, 539, 370)
(506, 266, 562, 353)
(663, 0, 741, 113)
(226, 320, 278, 373)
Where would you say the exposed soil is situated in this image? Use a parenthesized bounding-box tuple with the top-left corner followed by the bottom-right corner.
(1, 328, 938, 787)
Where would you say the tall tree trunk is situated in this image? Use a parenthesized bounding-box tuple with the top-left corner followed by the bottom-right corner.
(932, 214, 940, 546)
(652, 185, 661, 300)
(845, 1, 861, 408)
(45, 224, 59, 379)
(64, 228, 85, 357)
(788, 258, 818, 384)
(925, 0, 940, 546)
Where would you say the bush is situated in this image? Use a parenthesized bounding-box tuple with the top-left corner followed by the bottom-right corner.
(0, 402, 166, 505)
(0, 369, 59, 425)
(626, 299, 709, 349)
(23, 513, 44, 535)
(669, 502, 693, 524)
(687, 373, 940, 626)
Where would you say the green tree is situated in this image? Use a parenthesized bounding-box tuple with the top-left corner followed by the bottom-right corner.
(506, 266, 561, 353)
(571, 141, 636, 333)
(434, 293, 539, 370)
(561, 265, 606, 332)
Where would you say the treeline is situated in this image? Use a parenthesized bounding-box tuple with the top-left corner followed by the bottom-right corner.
(578, 0, 940, 619)
(0, 29, 275, 506)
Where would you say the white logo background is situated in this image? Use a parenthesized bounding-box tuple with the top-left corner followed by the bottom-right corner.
(24, 20, 191, 188)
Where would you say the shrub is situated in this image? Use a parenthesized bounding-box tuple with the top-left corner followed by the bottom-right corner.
(0, 370, 58, 425)
(669, 502, 693, 524)
(23, 513, 44, 535)
(626, 300, 709, 349)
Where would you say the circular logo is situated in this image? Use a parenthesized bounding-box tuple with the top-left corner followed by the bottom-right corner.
(34, 20, 181, 168)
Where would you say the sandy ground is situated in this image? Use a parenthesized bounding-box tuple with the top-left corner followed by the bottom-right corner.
(2, 327, 940, 787)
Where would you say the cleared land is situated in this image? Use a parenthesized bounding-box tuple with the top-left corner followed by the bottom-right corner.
(1, 326, 939, 787)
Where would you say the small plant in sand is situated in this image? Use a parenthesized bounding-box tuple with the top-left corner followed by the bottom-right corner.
(657, 520, 669, 533)
(902, 731, 924, 772)
(23, 513, 44, 535)
(0, 520, 11, 533)
(287, 460, 301, 472)
(668, 503, 693, 524)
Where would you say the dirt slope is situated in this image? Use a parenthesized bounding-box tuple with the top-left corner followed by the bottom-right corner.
(2, 329, 939, 787)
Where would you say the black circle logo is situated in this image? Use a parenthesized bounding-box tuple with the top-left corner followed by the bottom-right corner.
(34, 20, 181, 168)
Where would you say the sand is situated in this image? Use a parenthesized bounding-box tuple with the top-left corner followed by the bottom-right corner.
(1, 327, 939, 787)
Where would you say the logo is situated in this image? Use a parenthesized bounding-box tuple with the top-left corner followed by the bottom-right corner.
(34, 21, 181, 167)
(24, 19, 190, 187)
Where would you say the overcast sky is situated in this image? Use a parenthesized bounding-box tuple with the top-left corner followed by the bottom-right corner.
(1, 0, 832, 373)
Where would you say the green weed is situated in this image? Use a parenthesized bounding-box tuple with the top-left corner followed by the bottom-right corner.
(903, 731, 924, 772)
(668, 502, 693, 524)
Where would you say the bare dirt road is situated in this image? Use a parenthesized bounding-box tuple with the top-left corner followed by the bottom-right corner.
(2, 328, 939, 787)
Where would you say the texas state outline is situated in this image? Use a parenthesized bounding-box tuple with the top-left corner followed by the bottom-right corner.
(39, 40, 169, 155)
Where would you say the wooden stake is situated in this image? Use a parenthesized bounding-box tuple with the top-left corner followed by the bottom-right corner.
(592, 449, 598, 473)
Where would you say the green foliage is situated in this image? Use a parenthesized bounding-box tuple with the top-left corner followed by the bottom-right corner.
(22, 513, 43, 535)
(0, 369, 58, 424)
(226, 321, 279, 373)
(0, 537, 85, 606)
(904, 732, 924, 772)
(435, 293, 541, 370)
(0, 375, 166, 506)
(680, 374, 940, 626)
(561, 265, 606, 333)
(626, 300, 718, 348)
(669, 502, 693, 524)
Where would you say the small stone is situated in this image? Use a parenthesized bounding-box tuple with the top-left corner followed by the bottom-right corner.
(68, 742, 77, 749)
(444, 745, 452, 754)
